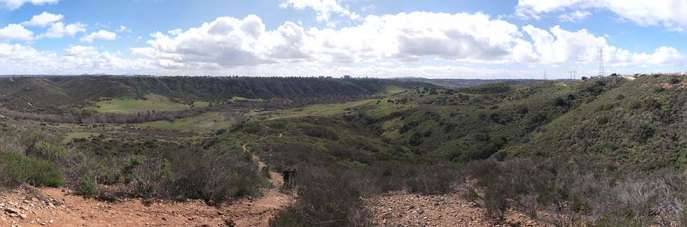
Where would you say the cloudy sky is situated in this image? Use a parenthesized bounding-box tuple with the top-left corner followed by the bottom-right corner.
(0, 0, 686, 79)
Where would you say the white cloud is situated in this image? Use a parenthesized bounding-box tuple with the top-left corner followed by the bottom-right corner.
(559, 10, 591, 22)
(517, 0, 687, 30)
(344, 12, 525, 62)
(0, 11, 682, 78)
(80, 30, 117, 42)
(23, 12, 63, 27)
(0, 42, 150, 75)
(41, 22, 86, 38)
(134, 13, 529, 70)
(280, 0, 359, 22)
(130, 13, 684, 77)
(522, 25, 683, 66)
(0, 0, 58, 10)
(132, 15, 278, 69)
(0, 24, 33, 41)
(127, 12, 685, 76)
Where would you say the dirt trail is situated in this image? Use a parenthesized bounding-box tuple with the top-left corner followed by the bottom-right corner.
(242, 144, 284, 188)
(0, 147, 294, 227)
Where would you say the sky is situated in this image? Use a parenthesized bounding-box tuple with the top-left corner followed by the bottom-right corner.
(0, 0, 687, 79)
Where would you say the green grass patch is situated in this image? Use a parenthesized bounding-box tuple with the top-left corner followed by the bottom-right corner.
(140, 112, 234, 132)
(0, 152, 64, 187)
(263, 99, 375, 120)
(89, 94, 192, 114)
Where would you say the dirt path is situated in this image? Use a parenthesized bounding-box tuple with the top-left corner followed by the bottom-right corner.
(1, 147, 294, 227)
(242, 144, 284, 188)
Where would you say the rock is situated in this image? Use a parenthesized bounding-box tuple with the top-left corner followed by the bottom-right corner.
(4, 207, 20, 214)
(224, 219, 237, 227)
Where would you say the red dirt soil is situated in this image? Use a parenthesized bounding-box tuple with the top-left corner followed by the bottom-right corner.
(0, 185, 293, 227)
(365, 191, 550, 227)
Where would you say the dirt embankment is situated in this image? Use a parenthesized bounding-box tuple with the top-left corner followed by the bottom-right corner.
(0, 185, 292, 227)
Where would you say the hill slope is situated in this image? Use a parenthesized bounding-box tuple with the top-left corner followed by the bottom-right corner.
(0, 76, 429, 113)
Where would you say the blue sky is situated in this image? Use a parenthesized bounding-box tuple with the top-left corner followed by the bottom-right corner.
(0, 0, 685, 78)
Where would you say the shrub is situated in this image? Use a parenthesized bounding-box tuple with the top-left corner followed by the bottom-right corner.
(0, 152, 64, 187)
(270, 165, 372, 227)
(77, 174, 97, 197)
(301, 126, 339, 140)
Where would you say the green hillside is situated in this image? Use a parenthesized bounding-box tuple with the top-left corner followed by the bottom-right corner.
(0, 76, 429, 114)
(4, 75, 687, 226)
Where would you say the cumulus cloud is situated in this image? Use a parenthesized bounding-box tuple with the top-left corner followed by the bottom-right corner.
(280, 0, 359, 22)
(0, 24, 33, 41)
(522, 25, 683, 66)
(517, 0, 687, 30)
(0, 10, 682, 77)
(81, 30, 117, 42)
(23, 12, 63, 27)
(0, 0, 58, 10)
(133, 15, 288, 69)
(0, 42, 152, 74)
(129, 13, 684, 76)
(41, 22, 86, 38)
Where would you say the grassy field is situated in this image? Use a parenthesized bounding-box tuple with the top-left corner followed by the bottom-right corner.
(139, 111, 234, 132)
(259, 99, 375, 120)
(88, 94, 197, 114)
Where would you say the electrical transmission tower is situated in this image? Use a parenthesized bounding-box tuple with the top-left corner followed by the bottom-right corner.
(599, 48, 605, 77)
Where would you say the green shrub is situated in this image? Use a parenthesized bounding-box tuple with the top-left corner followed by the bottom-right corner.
(78, 174, 97, 196)
(0, 152, 64, 187)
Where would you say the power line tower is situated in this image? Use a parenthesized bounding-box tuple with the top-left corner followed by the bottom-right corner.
(598, 47, 605, 77)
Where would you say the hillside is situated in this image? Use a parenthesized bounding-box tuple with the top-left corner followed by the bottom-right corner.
(0, 76, 428, 114)
(397, 77, 544, 88)
(3, 75, 687, 226)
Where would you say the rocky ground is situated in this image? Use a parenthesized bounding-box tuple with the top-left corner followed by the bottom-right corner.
(365, 191, 549, 227)
(0, 185, 293, 227)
